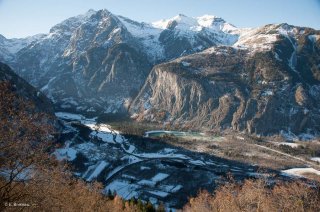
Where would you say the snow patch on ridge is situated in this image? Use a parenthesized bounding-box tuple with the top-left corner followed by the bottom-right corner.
(308, 34, 320, 43)
(118, 16, 165, 62)
(234, 25, 278, 51)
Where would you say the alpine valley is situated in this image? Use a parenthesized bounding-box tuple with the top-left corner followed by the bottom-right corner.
(1, 9, 320, 209)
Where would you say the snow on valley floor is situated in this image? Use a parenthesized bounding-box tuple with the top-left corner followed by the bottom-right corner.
(275, 142, 300, 148)
(282, 168, 320, 177)
(83, 161, 109, 182)
(311, 157, 320, 163)
(53, 112, 298, 208)
(53, 141, 77, 161)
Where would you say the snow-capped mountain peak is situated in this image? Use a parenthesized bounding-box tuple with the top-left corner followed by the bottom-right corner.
(1, 10, 242, 64)
(0, 33, 46, 61)
(197, 15, 238, 33)
(152, 14, 184, 29)
(152, 14, 203, 31)
(80, 8, 97, 19)
(196, 15, 219, 27)
(152, 14, 237, 33)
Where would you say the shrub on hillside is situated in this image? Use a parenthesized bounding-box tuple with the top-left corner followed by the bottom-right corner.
(183, 179, 320, 212)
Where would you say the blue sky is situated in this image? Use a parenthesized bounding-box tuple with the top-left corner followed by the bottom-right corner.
(0, 0, 319, 38)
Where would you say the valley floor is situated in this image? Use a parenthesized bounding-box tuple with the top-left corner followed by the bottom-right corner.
(162, 130, 320, 182)
(54, 112, 320, 209)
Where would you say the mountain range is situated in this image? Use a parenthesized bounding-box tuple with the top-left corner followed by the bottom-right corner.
(0, 9, 319, 137)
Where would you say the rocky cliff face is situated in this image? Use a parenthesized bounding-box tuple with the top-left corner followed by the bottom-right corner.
(130, 24, 320, 137)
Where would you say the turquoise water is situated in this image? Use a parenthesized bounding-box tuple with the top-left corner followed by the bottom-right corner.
(147, 131, 187, 137)
(145, 130, 219, 140)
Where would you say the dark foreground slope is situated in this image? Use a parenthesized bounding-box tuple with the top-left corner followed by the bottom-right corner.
(0, 62, 54, 114)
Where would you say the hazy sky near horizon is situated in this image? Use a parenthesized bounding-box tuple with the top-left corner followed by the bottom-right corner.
(0, 0, 319, 38)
